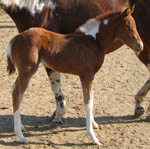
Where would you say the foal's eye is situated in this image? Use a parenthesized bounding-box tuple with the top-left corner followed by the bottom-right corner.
(125, 20, 133, 31)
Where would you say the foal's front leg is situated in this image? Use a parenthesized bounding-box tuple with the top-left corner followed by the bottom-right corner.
(45, 67, 66, 123)
(80, 74, 101, 146)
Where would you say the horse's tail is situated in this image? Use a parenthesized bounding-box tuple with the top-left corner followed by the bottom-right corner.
(6, 40, 16, 75)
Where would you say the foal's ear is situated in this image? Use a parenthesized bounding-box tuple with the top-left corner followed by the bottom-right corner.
(129, 0, 135, 13)
(121, 8, 130, 18)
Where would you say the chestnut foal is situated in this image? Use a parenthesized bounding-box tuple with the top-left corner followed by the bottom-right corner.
(6, 8, 143, 145)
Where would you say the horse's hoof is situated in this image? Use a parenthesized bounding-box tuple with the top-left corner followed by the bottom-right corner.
(50, 111, 63, 124)
(134, 107, 145, 118)
(145, 116, 150, 122)
(50, 111, 56, 121)
(52, 118, 63, 124)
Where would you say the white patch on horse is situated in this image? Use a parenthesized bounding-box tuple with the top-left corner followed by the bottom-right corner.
(103, 19, 109, 25)
(6, 41, 13, 62)
(79, 18, 101, 39)
(0, 0, 56, 16)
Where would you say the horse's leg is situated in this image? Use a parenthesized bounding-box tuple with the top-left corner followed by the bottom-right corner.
(146, 104, 150, 121)
(45, 67, 66, 123)
(134, 47, 150, 117)
(13, 68, 37, 143)
(134, 79, 150, 117)
(80, 74, 101, 145)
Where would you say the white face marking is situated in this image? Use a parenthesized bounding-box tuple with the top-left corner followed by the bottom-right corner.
(79, 18, 101, 39)
(0, 0, 56, 16)
(103, 19, 109, 25)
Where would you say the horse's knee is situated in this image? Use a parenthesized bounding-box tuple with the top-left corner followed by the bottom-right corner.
(56, 95, 66, 114)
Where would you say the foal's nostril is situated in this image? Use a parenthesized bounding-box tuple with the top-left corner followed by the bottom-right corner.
(135, 41, 144, 52)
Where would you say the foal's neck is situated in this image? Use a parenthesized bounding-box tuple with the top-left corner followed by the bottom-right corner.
(96, 17, 119, 52)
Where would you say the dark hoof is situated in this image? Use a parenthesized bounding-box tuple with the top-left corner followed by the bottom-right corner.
(134, 107, 145, 118)
(145, 116, 150, 122)
(50, 111, 56, 121)
(50, 111, 63, 124)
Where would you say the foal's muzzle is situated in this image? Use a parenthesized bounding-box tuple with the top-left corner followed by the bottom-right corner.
(135, 41, 144, 56)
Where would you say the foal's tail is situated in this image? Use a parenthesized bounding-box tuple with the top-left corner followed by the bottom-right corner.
(6, 41, 16, 75)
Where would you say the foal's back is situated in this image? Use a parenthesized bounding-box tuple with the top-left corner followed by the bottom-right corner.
(10, 28, 103, 75)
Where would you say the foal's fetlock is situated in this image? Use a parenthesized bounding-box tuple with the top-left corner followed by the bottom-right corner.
(134, 106, 145, 118)
(15, 131, 27, 144)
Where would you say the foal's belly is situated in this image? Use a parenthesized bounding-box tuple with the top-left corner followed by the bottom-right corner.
(41, 49, 103, 75)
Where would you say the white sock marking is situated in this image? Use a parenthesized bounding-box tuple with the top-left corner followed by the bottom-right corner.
(14, 108, 27, 143)
(103, 19, 109, 25)
(85, 91, 101, 145)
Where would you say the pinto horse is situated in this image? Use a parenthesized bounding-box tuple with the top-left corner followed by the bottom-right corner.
(0, 0, 135, 123)
(6, 8, 143, 145)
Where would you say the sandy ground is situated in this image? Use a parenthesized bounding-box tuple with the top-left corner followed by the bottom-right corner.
(0, 9, 150, 149)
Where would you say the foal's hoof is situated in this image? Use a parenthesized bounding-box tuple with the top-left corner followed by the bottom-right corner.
(93, 138, 103, 146)
(134, 107, 145, 118)
(19, 137, 28, 144)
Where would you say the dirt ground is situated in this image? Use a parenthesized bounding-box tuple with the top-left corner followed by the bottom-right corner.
(0, 9, 150, 149)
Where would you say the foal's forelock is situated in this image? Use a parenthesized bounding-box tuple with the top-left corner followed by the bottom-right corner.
(0, 0, 56, 15)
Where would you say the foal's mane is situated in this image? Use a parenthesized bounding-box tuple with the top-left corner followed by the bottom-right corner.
(95, 7, 129, 21)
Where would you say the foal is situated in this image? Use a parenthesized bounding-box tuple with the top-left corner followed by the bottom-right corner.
(6, 8, 143, 145)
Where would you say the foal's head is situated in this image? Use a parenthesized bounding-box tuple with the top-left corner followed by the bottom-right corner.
(97, 7, 143, 55)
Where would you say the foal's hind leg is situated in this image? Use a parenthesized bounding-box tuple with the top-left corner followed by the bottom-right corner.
(45, 67, 66, 123)
(13, 70, 37, 143)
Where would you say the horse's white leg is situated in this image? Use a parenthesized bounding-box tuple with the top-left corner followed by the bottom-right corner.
(80, 75, 101, 146)
(45, 69, 66, 123)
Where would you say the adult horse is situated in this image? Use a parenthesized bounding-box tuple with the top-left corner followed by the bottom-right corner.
(0, 0, 133, 123)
